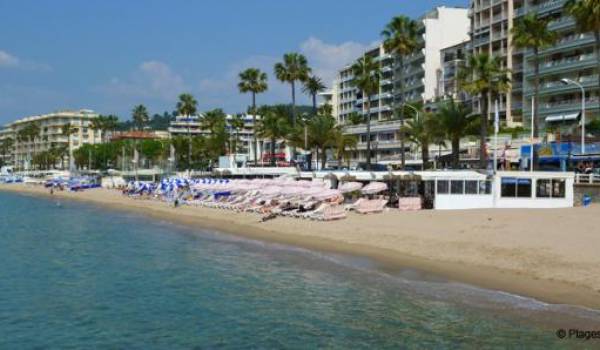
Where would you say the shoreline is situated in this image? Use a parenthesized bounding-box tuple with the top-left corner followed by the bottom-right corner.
(2, 183, 600, 311)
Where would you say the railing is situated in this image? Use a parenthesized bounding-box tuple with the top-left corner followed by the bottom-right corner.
(575, 174, 600, 185)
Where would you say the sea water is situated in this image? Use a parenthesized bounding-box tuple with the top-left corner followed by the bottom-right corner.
(0, 191, 598, 349)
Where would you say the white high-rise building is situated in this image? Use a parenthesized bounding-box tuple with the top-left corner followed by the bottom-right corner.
(333, 6, 470, 166)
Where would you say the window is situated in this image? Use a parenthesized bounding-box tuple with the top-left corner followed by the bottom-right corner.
(501, 178, 532, 198)
(479, 180, 492, 195)
(517, 179, 532, 197)
(536, 179, 566, 198)
(437, 180, 449, 194)
(451, 180, 464, 194)
(465, 180, 478, 194)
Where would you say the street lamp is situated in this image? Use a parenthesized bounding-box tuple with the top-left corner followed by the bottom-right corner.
(561, 78, 586, 154)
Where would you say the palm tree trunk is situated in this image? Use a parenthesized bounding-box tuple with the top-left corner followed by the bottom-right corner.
(291, 81, 297, 162)
(321, 146, 327, 170)
(533, 47, 540, 138)
(452, 137, 460, 169)
(271, 138, 276, 167)
(252, 92, 257, 164)
(187, 122, 192, 172)
(312, 93, 317, 115)
(398, 57, 406, 169)
(422, 144, 429, 170)
(480, 94, 489, 169)
(365, 96, 372, 170)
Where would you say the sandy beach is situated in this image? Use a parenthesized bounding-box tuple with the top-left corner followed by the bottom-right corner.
(2, 183, 600, 310)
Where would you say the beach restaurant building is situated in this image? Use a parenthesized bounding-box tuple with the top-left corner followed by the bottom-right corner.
(306, 170, 575, 210)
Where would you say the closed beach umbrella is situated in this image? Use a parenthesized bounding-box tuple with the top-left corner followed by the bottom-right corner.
(361, 181, 387, 195)
(339, 181, 363, 194)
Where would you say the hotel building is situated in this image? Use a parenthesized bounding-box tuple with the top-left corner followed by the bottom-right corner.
(334, 6, 470, 165)
(1, 109, 102, 170)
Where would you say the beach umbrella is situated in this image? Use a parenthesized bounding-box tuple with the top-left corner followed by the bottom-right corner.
(312, 189, 342, 201)
(361, 181, 388, 195)
(338, 181, 363, 194)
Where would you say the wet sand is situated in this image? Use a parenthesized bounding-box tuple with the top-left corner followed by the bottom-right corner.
(2, 183, 600, 310)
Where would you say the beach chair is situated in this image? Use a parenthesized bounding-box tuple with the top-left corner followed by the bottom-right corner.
(313, 204, 346, 221)
(304, 203, 329, 220)
(344, 197, 366, 211)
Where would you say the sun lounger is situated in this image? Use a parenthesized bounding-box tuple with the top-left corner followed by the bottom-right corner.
(312, 204, 346, 221)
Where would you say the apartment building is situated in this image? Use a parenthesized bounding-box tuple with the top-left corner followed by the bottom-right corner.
(3, 109, 102, 170)
(522, 0, 599, 131)
(334, 6, 470, 166)
(168, 113, 261, 161)
(469, 0, 524, 125)
(436, 40, 471, 101)
(470, 0, 598, 133)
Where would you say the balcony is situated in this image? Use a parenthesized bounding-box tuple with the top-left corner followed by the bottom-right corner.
(380, 79, 393, 86)
(527, 53, 596, 77)
(344, 119, 403, 135)
(492, 13, 506, 24)
(548, 16, 575, 31)
(533, 0, 567, 15)
(536, 75, 599, 95)
(540, 33, 595, 54)
(539, 97, 600, 115)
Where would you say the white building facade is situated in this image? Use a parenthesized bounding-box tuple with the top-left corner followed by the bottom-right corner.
(2, 109, 102, 170)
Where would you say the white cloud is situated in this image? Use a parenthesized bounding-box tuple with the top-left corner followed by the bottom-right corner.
(0, 50, 51, 71)
(299, 36, 377, 87)
(0, 51, 19, 67)
(100, 60, 185, 101)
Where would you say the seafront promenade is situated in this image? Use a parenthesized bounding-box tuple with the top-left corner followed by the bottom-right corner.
(2, 183, 600, 310)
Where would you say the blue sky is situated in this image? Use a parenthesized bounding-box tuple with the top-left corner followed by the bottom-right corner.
(0, 0, 467, 123)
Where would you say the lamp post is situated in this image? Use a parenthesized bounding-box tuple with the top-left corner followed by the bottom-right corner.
(561, 78, 586, 154)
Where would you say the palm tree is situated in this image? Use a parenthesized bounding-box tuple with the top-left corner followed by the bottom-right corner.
(61, 123, 77, 170)
(19, 123, 41, 170)
(302, 75, 326, 114)
(89, 116, 106, 143)
(275, 53, 311, 160)
(333, 132, 358, 169)
(437, 99, 475, 169)
(0, 136, 14, 167)
(176, 93, 198, 171)
(256, 107, 290, 166)
(401, 113, 437, 170)
(512, 13, 557, 137)
(132, 105, 149, 131)
(459, 53, 510, 168)
(304, 113, 339, 170)
(202, 109, 229, 162)
(350, 55, 381, 170)
(565, 0, 600, 93)
(382, 15, 422, 168)
(229, 114, 245, 154)
(238, 68, 268, 163)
